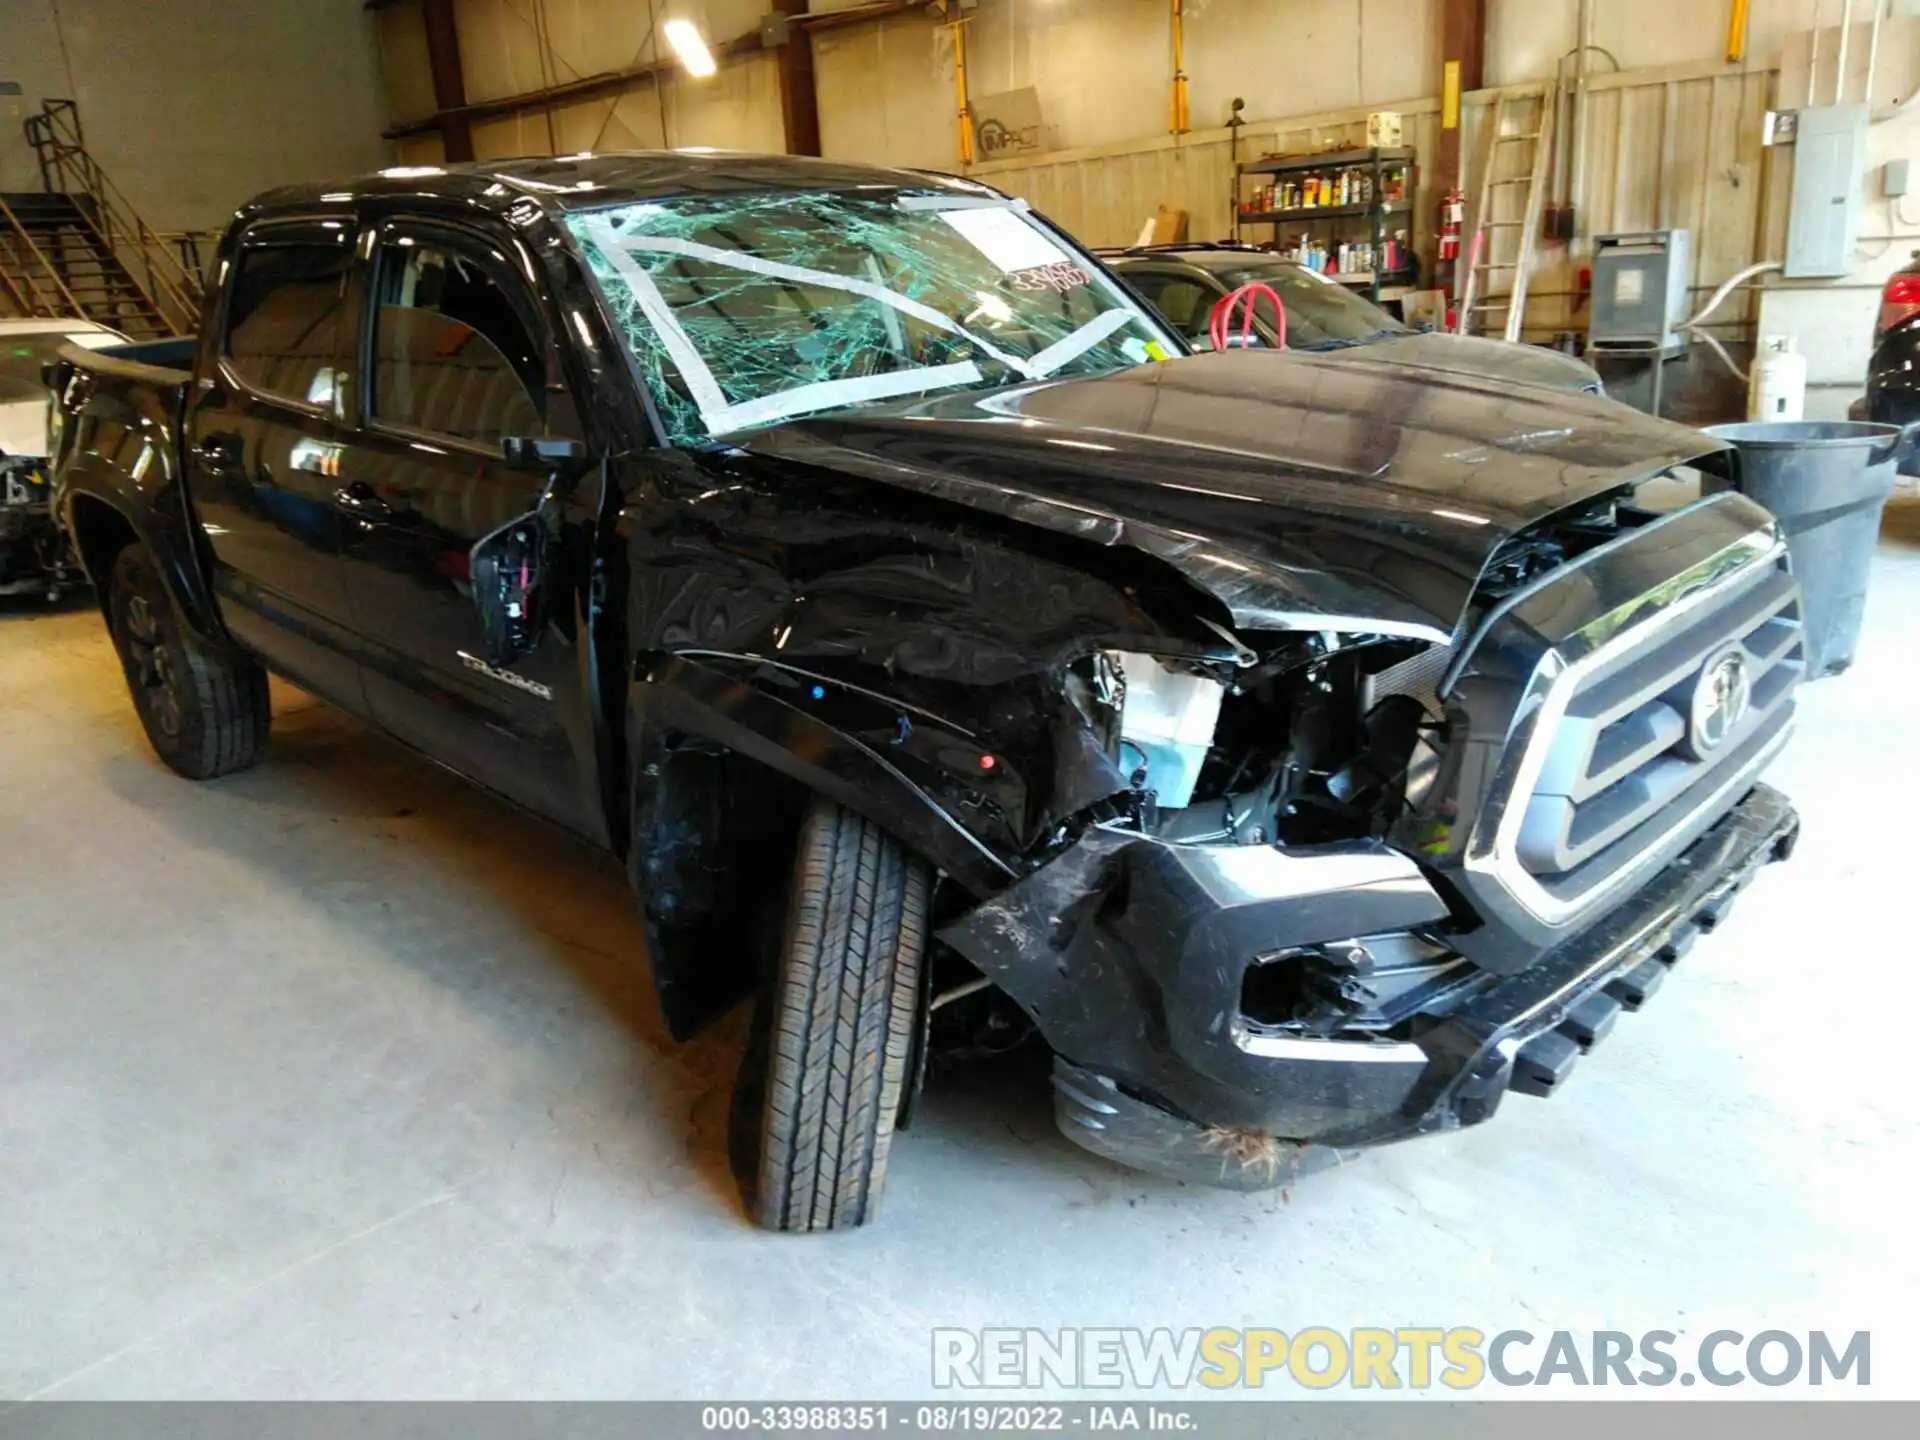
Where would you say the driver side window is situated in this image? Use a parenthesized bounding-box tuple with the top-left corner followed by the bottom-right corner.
(370, 236, 546, 447)
(1126, 273, 1216, 342)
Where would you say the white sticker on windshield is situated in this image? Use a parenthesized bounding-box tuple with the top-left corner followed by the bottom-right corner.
(937, 207, 1069, 274)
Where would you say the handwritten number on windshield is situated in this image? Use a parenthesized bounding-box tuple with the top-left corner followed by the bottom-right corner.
(1008, 263, 1091, 294)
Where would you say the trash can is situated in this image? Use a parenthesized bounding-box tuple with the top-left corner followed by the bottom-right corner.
(1703, 420, 1916, 678)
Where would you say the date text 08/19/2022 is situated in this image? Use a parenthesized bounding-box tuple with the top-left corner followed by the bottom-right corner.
(700, 1405, 1195, 1433)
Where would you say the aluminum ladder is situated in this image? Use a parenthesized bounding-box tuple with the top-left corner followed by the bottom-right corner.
(1459, 86, 1556, 344)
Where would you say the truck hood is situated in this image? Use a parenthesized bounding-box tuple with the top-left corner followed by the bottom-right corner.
(1351, 331, 1603, 394)
(739, 349, 1722, 641)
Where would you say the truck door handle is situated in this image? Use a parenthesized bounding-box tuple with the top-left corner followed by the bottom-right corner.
(332, 481, 394, 522)
(193, 436, 240, 469)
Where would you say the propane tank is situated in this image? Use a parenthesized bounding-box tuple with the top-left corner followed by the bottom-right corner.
(1748, 336, 1808, 422)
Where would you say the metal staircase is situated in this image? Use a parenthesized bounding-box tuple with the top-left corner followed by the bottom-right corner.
(1458, 86, 1556, 344)
(0, 100, 205, 337)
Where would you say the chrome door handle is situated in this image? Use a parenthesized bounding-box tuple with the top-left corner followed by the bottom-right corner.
(192, 436, 240, 469)
(331, 482, 394, 522)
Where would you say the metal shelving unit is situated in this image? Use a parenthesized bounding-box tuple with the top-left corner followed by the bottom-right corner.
(1236, 146, 1417, 305)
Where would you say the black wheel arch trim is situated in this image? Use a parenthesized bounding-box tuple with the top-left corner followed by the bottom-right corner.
(50, 367, 234, 655)
(627, 653, 1019, 898)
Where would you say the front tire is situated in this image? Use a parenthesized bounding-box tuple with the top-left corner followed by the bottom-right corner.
(734, 795, 933, 1233)
(106, 543, 270, 779)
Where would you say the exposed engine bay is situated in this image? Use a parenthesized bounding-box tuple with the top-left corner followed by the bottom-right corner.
(1, 455, 82, 600)
(1046, 488, 1655, 858)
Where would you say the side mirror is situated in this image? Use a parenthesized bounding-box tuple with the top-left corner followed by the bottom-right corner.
(474, 439, 595, 665)
(471, 510, 550, 666)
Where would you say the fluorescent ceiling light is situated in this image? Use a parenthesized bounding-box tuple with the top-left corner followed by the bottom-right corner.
(663, 18, 717, 78)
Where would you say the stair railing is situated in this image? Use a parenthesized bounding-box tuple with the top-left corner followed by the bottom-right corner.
(24, 99, 204, 334)
(0, 192, 87, 319)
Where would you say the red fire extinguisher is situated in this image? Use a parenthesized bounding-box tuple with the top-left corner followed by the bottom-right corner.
(1438, 187, 1464, 264)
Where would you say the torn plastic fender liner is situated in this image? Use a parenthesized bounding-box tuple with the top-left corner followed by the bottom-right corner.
(938, 827, 1451, 1138)
(631, 653, 1017, 896)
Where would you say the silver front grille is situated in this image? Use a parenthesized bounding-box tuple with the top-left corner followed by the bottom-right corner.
(1461, 494, 1801, 930)
(1516, 564, 1803, 878)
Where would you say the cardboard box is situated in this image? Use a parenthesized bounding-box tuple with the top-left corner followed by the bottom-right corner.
(1401, 289, 1450, 332)
(1150, 205, 1190, 245)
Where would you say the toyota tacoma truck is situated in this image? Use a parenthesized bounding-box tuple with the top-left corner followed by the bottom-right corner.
(49, 154, 1804, 1232)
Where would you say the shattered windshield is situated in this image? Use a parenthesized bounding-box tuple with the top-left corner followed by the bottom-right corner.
(565, 192, 1179, 446)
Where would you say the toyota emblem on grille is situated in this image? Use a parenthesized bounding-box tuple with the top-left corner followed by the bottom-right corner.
(1691, 646, 1753, 754)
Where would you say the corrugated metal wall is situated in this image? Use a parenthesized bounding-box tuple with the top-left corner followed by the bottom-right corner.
(970, 58, 1780, 339)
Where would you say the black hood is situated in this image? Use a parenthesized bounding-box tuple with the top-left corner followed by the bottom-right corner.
(1353, 331, 1603, 394)
(740, 350, 1723, 641)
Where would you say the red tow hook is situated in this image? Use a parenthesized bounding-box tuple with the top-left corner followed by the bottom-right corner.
(1207, 282, 1287, 353)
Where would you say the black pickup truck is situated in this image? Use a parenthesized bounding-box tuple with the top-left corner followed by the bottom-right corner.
(50, 153, 1804, 1232)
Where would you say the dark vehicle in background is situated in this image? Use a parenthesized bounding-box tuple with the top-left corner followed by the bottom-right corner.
(1, 317, 126, 597)
(1859, 252, 1919, 473)
(49, 154, 1801, 1232)
(1104, 242, 1605, 394)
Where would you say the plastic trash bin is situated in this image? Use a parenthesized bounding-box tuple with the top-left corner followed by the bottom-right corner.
(1703, 420, 1918, 678)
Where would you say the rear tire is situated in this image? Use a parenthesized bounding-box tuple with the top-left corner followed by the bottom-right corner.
(732, 795, 933, 1233)
(106, 543, 270, 779)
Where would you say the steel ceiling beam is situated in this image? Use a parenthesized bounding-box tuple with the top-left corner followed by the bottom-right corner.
(384, 0, 924, 145)
(1436, 0, 1488, 247)
(419, 0, 475, 161)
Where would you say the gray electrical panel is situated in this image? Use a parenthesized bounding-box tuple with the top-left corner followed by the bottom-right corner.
(1590, 230, 1693, 355)
(1786, 104, 1869, 279)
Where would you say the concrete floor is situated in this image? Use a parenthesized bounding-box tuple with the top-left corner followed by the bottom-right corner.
(4, 502, 1919, 1401)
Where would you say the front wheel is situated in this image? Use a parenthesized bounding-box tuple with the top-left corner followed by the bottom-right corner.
(732, 795, 933, 1233)
(106, 543, 271, 779)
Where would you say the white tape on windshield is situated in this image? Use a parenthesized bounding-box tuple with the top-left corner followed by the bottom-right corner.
(578, 216, 732, 421)
(1028, 307, 1135, 378)
(894, 195, 1032, 213)
(603, 231, 1038, 378)
(707, 361, 983, 435)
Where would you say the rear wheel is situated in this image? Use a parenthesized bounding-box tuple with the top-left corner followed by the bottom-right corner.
(732, 795, 933, 1233)
(106, 543, 270, 778)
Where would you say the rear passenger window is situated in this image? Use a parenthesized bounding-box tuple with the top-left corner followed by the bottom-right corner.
(223, 243, 351, 407)
(371, 239, 545, 446)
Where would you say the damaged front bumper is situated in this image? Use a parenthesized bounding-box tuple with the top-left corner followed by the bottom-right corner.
(940, 784, 1800, 1190)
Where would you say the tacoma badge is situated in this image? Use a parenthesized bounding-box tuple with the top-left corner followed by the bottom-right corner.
(458, 651, 553, 701)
